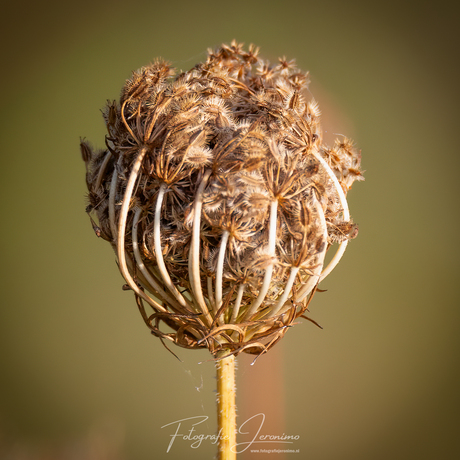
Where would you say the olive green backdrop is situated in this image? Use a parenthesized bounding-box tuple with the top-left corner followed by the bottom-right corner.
(1, 0, 459, 458)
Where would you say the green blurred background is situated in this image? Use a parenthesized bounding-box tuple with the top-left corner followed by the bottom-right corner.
(1, 0, 459, 458)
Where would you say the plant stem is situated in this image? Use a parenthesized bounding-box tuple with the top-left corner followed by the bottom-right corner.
(216, 352, 236, 459)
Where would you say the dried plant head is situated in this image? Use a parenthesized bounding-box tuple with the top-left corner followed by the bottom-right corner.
(81, 40, 363, 359)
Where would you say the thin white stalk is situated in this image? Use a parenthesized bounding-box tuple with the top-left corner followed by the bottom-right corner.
(132, 207, 186, 312)
(319, 240, 348, 282)
(108, 167, 118, 241)
(268, 266, 300, 318)
(188, 170, 213, 327)
(243, 200, 278, 320)
(310, 147, 350, 282)
(297, 196, 328, 302)
(154, 184, 193, 310)
(230, 283, 245, 323)
(310, 147, 350, 221)
(215, 230, 230, 314)
(117, 146, 167, 313)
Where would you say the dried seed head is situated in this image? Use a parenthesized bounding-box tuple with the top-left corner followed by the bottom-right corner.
(82, 41, 363, 358)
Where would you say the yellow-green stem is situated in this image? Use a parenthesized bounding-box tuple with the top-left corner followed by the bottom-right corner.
(216, 352, 236, 459)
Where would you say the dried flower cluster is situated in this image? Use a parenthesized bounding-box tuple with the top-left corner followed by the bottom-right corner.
(81, 41, 363, 358)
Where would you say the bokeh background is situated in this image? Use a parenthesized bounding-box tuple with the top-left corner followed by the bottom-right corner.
(1, 0, 459, 458)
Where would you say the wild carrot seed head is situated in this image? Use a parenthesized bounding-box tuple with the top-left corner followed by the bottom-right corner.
(81, 41, 363, 357)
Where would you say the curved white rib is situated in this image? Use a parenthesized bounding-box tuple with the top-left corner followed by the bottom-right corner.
(154, 184, 193, 310)
(310, 147, 350, 282)
(116, 146, 168, 313)
(243, 200, 278, 320)
(215, 230, 229, 314)
(295, 195, 328, 302)
(188, 170, 213, 326)
(132, 207, 187, 312)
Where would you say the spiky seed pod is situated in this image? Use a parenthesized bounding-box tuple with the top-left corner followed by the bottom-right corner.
(81, 41, 363, 358)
